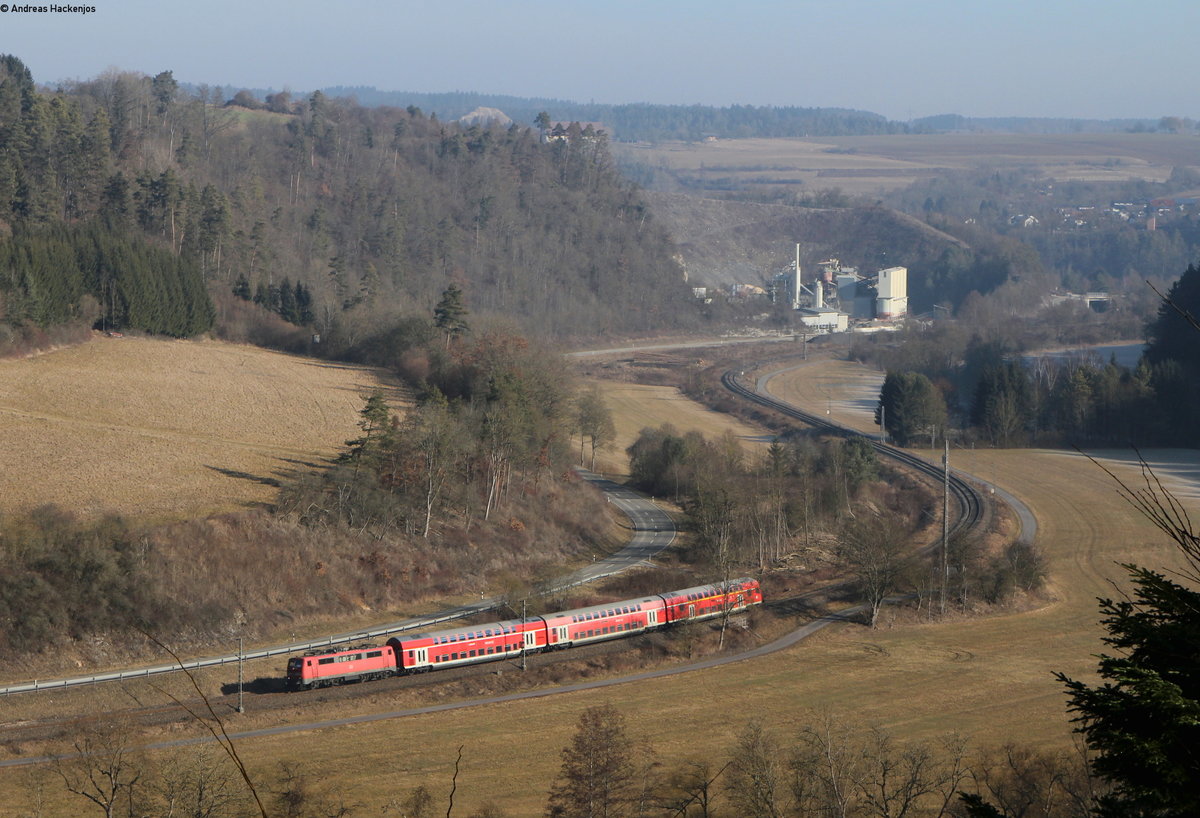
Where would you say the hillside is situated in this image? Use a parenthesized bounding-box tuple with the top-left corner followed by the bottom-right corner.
(0, 335, 396, 520)
(645, 192, 967, 290)
(0, 56, 698, 347)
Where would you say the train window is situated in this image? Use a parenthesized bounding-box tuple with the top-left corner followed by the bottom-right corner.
(451, 652, 458, 660)
(408, 651, 414, 658)
(318, 657, 333, 665)
(469, 650, 476, 657)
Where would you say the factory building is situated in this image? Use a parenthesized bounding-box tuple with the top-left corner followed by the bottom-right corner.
(768, 247, 906, 327)
(875, 266, 908, 319)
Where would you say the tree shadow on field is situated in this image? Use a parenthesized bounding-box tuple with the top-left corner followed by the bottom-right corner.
(221, 676, 286, 696)
(205, 465, 282, 488)
(276, 455, 330, 470)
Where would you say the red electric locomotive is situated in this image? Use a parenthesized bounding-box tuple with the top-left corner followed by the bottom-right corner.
(285, 644, 398, 690)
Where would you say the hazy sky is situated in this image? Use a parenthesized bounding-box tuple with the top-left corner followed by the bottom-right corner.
(5, 0, 1197, 121)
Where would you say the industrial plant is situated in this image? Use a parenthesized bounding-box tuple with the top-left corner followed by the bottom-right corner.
(771, 243, 908, 331)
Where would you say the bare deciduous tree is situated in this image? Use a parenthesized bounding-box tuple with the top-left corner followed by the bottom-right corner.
(726, 721, 787, 818)
(546, 704, 636, 818)
(790, 711, 860, 818)
(655, 759, 727, 817)
(836, 516, 912, 628)
(53, 719, 146, 818)
(155, 745, 246, 818)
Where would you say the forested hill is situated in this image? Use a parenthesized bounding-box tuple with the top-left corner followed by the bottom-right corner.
(0, 56, 698, 346)
(315, 87, 905, 142)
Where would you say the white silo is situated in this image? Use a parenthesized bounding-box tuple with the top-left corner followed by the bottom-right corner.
(876, 266, 908, 319)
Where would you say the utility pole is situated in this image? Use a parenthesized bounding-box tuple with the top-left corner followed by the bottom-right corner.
(237, 634, 245, 714)
(521, 598, 527, 672)
(941, 438, 949, 615)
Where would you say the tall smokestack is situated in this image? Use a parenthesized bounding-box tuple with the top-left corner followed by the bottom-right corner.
(811, 244, 823, 309)
(793, 243, 802, 309)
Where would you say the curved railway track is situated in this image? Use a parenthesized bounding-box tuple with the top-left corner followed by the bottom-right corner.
(722, 370, 985, 539)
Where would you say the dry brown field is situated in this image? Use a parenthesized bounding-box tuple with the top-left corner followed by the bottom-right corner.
(615, 132, 1200, 197)
(587, 379, 775, 476)
(0, 335, 399, 520)
(761, 357, 887, 436)
(4, 356, 1198, 815)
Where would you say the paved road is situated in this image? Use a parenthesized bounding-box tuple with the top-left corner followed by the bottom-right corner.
(567, 333, 807, 358)
(0, 470, 675, 697)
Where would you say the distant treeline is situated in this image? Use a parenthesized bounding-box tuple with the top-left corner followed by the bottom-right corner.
(909, 113, 1163, 134)
(313, 87, 1165, 140)
(864, 262, 1200, 448)
(308, 87, 903, 141)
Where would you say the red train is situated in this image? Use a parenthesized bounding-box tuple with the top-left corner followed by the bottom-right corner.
(285, 577, 762, 690)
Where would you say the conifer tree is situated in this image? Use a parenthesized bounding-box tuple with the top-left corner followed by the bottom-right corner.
(434, 283, 469, 347)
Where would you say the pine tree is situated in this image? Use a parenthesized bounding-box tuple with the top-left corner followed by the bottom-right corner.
(1055, 462, 1200, 817)
(232, 273, 251, 301)
(875, 371, 947, 446)
(434, 283, 469, 347)
(1145, 263, 1200, 374)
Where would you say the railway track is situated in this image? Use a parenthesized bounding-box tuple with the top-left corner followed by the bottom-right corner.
(721, 370, 985, 539)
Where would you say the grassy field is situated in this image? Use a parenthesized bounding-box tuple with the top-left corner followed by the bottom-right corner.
(587, 379, 775, 476)
(0, 334, 398, 520)
(762, 357, 887, 437)
(4, 353, 1198, 815)
(616, 132, 1200, 197)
